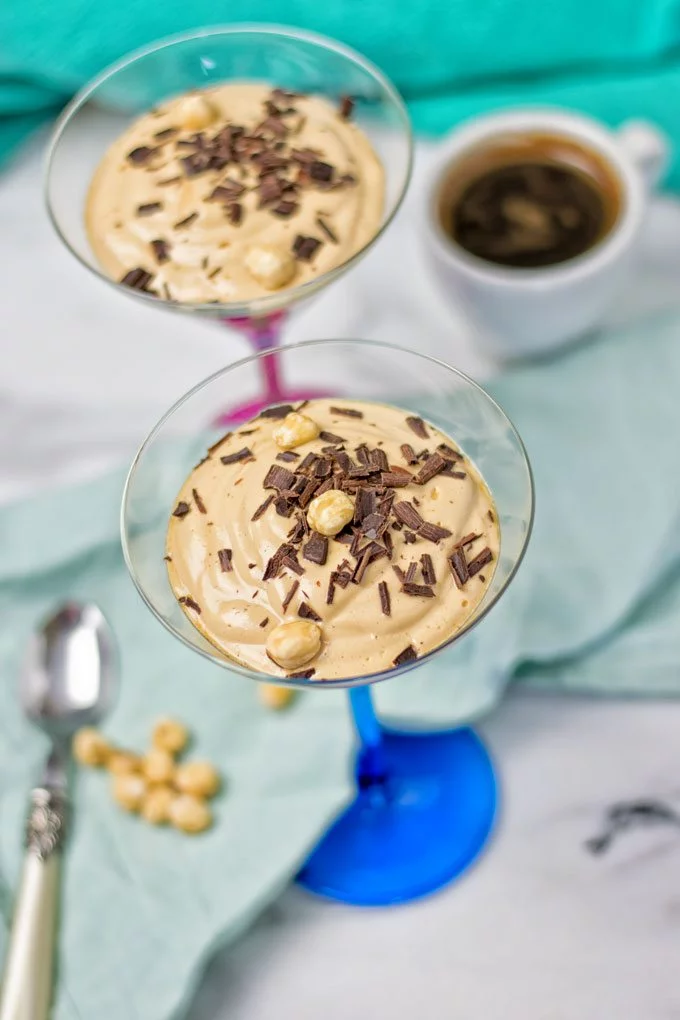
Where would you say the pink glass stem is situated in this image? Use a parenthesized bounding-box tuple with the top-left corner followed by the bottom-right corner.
(215, 311, 328, 426)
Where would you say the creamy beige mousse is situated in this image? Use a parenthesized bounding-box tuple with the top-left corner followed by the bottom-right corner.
(86, 85, 385, 304)
(166, 400, 500, 681)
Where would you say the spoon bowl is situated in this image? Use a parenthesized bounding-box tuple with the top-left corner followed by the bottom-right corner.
(21, 602, 117, 743)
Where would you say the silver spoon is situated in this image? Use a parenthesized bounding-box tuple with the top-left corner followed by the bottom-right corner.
(0, 602, 117, 1020)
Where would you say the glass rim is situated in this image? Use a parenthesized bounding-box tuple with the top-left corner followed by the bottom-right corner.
(44, 23, 414, 318)
(120, 337, 536, 690)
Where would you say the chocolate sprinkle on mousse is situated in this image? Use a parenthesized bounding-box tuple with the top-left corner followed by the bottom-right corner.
(251, 494, 274, 521)
(339, 95, 355, 120)
(276, 451, 300, 462)
(288, 668, 315, 679)
(172, 501, 191, 518)
(293, 235, 322, 261)
(381, 471, 413, 488)
(120, 267, 154, 292)
(394, 645, 418, 666)
(174, 212, 198, 229)
(178, 595, 201, 613)
(298, 602, 322, 622)
(319, 430, 346, 445)
(303, 532, 329, 566)
(127, 145, 157, 165)
(282, 580, 299, 613)
(413, 453, 448, 485)
(378, 581, 391, 616)
(260, 404, 295, 419)
(316, 216, 338, 243)
(418, 522, 453, 543)
(406, 416, 429, 439)
(137, 202, 163, 216)
(263, 465, 296, 491)
(421, 554, 436, 585)
(192, 488, 207, 514)
(393, 501, 424, 531)
(449, 548, 469, 589)
(151, 238, 170, 263)
(259, 617, 269, 628)
(467, 547, 493, 577)
(220, 447, 252, 465)
(402, 582, 435, 598)
(218, 548, 233, 572)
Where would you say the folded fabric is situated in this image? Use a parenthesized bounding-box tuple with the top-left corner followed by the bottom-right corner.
(2, 310, 680, 1018)
(2, 1, 680, 184)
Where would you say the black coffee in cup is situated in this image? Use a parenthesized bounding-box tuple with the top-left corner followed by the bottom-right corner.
(438, 133, 623, 268)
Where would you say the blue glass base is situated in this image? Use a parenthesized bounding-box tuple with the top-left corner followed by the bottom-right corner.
(297, 727, 498, 906)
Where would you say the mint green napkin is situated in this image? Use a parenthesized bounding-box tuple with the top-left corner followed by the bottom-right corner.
(2, 312, 680, 1018)
(2, 2, 680, 185)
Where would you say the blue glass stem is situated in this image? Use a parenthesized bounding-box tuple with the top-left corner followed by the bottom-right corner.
(348, 687, 388, 788)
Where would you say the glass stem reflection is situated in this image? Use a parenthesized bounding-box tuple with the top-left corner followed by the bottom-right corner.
(349, 687, 388, 788)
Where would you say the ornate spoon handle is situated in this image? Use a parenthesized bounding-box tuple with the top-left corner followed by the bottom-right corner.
(0, 787, 67, 1020)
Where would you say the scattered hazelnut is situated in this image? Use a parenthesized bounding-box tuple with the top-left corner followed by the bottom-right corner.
(141, 785, 174, 825)
(169, 794, 212, 834)
(107, 752, 141, 776)
(174, 761, 221, 798)
(142, 748, 175, 785)
(272, 412, 320, 451)
(175, 93, 218, 131)
(258, 684, 296, 711)
(306, 489, 354, 537)
(152, 717, 189, 755)
(112, 773, 147, 813)
(72, 727, 110, 767)
(244, 245, 296, 290)
(266, 620, 322, 670)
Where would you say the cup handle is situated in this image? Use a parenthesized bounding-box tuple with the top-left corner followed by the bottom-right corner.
(616, 120, 670, 190)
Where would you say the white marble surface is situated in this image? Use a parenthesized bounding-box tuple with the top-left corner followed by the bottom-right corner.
(2, 129, 680, 1019)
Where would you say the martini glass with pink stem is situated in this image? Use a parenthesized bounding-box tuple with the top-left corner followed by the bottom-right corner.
(45, 25, 413, 423)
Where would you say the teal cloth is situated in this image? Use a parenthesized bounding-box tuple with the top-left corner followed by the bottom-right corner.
(2, 312, 680, 1017)
(3, 2, 680, 184)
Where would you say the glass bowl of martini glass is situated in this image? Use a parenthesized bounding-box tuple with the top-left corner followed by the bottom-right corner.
(45, 26, 412, 423)
(121, 338, 534, 906)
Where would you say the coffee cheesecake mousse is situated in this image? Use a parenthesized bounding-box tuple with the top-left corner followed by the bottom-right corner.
(166, 400, 499, 681)
(86, 84, 385, 304)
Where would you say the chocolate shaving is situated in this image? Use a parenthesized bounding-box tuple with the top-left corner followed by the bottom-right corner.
(449, 548, 469, 589)
(178, 595, 201, 613)
(292, 235, 322, 261)
(314, 478, 334, 497)
(192, 488, 207, 514)
(393, 501, 424, 530)
(154, 127, 178, 140)
(404, 531, 417, 544)
(172, 501, 191, 518)
(404, 562, 418, 583)
(392, 564, 406, 583)
(127, 145, 157, 165)
(370, 448, 389, 472)
(251, 494, 274, 521)
(220, 447, 252, 465)
(174, 212, 198, 229)
(136, 202, 162, 216)
(406, 416, 429, 439)
(381, 471, 413, 487)
(303, 532, 328, 566)
(383, 529, 393, 558)
(313, 459, 332, 478)
(158, 176, 181, 187)
(288, 668, 315, 679)
(360, 513, 387, 540)
(330, 405, 363, 419)
(276, 451, 299, 462)
(208, 180, 245, 201)
(259, 617, 270, 628)
(413, 453, 448, 485)
(150, 238, 170, 264)
(326, 576, 336, 605)
(488, 509, 495, 522)
(227, 202, 243, 226)
(309, 160, 334, 182)
(282, 580, 299, 612)
(319, 430, 345, 445)
(298, 602, 321, 622)
(218, 548, 233, 572)
(354, 487, 377, 524)
(207, 431, 232, 455)
(418, 522, 453, 543)
(400, 443, 418, 465)
(275, 497, 293, 517)
(467, 547, 493, 577)
(339, 95, 355, 120)
(437, 443, 463, 462)
(263, 543, 294, 581)
(455, 532, 481, 548)
(315, 216, 338, 243)
(420, 554, 436, 586)
(378, 581, 391, 616)
(282, 554, 305, 576)
(352, 547, 373, 584)
(120, 267, 154, 292)
(263, 464, 296, 491)
(260, 404, 295, 419)
(394, 645, 417, 666)
(402, 582, 435, 598)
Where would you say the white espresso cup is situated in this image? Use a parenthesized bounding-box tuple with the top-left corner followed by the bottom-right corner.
(423, 109, 669, 358)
